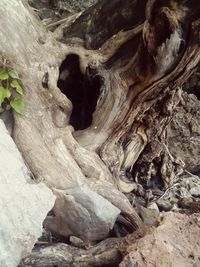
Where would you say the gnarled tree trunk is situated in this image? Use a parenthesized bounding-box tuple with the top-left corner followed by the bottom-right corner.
(0, 0, 200, 266)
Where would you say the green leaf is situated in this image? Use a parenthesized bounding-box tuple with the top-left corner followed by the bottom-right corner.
(6, 104, 11, 110)
(0, 71, 9, 80)
(10, 98, 24, 114)
(8, 70, 19, 79)
(11, 80, 24, 95)
(0, 86, 11, 106)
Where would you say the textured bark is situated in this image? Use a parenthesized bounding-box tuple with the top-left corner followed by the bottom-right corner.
(20, 228, 146, 267)
(20, 238, 122, 267)
(0, 0, 200, 266)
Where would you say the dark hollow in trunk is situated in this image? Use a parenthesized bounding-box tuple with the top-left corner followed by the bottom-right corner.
(58, 54, 102, 130)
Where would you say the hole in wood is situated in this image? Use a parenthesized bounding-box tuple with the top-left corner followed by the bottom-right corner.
(58, 54, 102, 130)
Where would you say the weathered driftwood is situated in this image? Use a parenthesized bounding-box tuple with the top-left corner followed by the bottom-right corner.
(20, 227, 146, 267)
(20, 238, 122, 267)
(0, 0, 200, 265)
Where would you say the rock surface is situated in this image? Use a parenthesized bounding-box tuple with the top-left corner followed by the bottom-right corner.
(58, 0, 98, 12)
(0, 120, 55, 267)
(120, 212, 200, 267)
(167, 93, 200, 173)
(154, 175, 200, 211)
(136, 205, 160, 227)
(30, 0, 98, 12)
(44, 185, 120, 241)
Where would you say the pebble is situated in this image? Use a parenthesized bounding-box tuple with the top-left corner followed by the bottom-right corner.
(189, 186, 200, 197)
(70, 236, 85, 248)
(157, 199, 172, 211)
(147, 202, 160, 212)
(178, 197, 194, 209)
(137, 206, 160, 227)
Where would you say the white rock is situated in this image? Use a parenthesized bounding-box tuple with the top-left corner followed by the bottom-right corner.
(0, 120, 55, 267)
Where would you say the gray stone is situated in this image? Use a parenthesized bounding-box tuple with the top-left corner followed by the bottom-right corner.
(45, 185, 120, 241)
(69, 236, 85, 248)
(0, 120, 55, 267)
(137, 206, 160, 227)
(66, 185, 120, 240)
(58, 0, 98, 12)
(157, 199, 173, 211)
(190, 186, 200, 197)
(167, 93, 200, 173)
(30, 0, 98, 13)
(147, 202, 159, 212)
(66, 185, 120, 228)
(178, 197, 194, 209)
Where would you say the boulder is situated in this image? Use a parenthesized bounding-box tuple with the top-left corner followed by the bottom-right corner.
(44, 185, 120, 241)
(120, 212, 200, 267)
(0, 120, 55, 267)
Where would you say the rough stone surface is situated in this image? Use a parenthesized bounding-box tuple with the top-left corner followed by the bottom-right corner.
(45, 185, 120, 241)
(0, 120, 55, 267)
(167, 93, 200, 173)
(190, 186, 200, 197)
(30, 0, 98, 12)
(66, 185, 120, 230)
(157, 175, 200, 211)
(157, 199, 173, 211)
(136, 205, 160, 227)
(120, 212, 200, 267)
(58, 0, 98, 12)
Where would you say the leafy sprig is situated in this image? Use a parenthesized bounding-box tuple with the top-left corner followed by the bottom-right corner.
(0, 70, 24, 114)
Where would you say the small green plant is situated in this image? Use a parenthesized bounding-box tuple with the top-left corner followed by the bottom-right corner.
(0, 69, 24, 114)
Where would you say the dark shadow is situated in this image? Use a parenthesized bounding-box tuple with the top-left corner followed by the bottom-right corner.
(57, 54, 102, 130)
(182, 65, 200, 100)
(184, 85, 200, 100)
